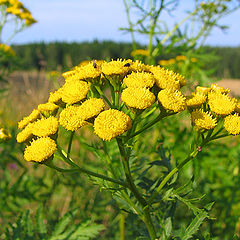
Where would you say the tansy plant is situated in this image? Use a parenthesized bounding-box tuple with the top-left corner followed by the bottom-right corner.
(17, 59, 240, 239)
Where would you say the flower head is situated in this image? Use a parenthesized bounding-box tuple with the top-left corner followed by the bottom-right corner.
(0, 128, 12, 142)
(31, 116, 59, 137)
(16, 123, 33, 143)
(48, 89, 63, 104)
(208, 91, 236, 115)
(186, 93, 207, 108)
(94, 109, 132, 141)
(102, 59, 132, 77)
(18, 109, 40, 129)
(224, 114, 240, 135)
(61, 80, 89, 104)
(158, 88, 186, 112)
(151, 66, 182, 90)
(196, 86, 211, 95)
(121, 87, 155, 110)
(78, 98, 105, 120)
(191, 109, 217, 130)
(123, 71, 155, 88)
(210, 84, 230, 94)
(59, 105, 88, 131)
(24, 137, 57, 162)
(37, 102, 59, 116)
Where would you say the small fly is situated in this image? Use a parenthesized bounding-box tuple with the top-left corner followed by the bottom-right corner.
(124, 63, 131, 67)
(92, 60, 97, 68)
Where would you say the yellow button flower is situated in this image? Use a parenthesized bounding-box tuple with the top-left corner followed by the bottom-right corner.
(18, 109, 40, 129)
(158, 88, 186, 112)
(196, 86, 211, 95)
(150, 66, 182, 90)
(0, 128, 12, 142)
(102, 59, 132, 77)
(123, 71, 155, 88)
(94, 109, 132, 141)
(130, 60, 149, 72)
(16, 123, 33, 143)
(37, 102, 59, 115)
(210, 84, 230, 94)
(186, 93, 207, 108)
(224, 114, 240, 135)
(31, 116, 59, 137)
(59, 105, 88, 131)
(48, 89, 63, 104)
(208, 91, 236, 115)
(24, 137, 57, 162)
(191, 109, 217, 130)
(78, 98, 105, 120)
(61, 80, 89, 104)
(121, 87, 156, 110)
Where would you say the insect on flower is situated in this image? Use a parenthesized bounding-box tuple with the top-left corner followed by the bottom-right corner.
(124, 62, 131, 67)
(92, 60, 97, 68)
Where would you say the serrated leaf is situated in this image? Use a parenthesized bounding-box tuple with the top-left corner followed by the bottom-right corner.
(180, 203, 214, 240)
(51, 209, 78, 237)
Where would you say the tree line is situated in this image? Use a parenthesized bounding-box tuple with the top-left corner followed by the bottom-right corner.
(11, 41, 240, 79)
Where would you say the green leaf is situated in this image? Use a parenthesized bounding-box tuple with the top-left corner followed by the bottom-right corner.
(23, 210, 34, 237)
(36, 205, 47, 235)
(179, 203, 214, 240)
(51, 209, 78, 237)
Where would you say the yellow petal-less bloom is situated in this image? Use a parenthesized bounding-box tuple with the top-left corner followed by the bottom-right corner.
(16, 123, 33, 143)
(0, 128, 12, 141)
(158, 88, 186, 112)
(59, 106, 88, 131)
(130, 49, 149, 57)
(94, 109, 132, 141)
(78, 98, 105, 120)
(61, 80, 89, 104)
(48, 89, 63, 104)
(18, 109, 40, 129)
(31, 116, 59, 137)
(196, 86, 211, 95)
(191, 109, 217, 130)
(130, 60, 150, 73)
(210, 83, 230, 94)
(102, 59, 132, 77)
(123, 71, 155, 88)
(121, 87, 156, 110)
(37, 102, 59, 115)
(208, 91, 236, 115)
(186, 93, 207, 108)
(150, 66, 181, 90)
(224, 114, 240, 135)
(24, 137, 57, 162)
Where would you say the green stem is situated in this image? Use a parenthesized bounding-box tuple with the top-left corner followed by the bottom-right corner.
(94, 85, 113, 108)
(120, 213, 125, 240)
(116, 138, 157, 239)
(57, 148, 128, 188)
(67, 131, 74, 158)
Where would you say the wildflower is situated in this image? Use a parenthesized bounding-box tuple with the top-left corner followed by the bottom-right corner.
(31, 116, 59, 137)
(59, 106, 88, 131)
(101, 59, 132, 77)
(176, 55, 187, 61)
(74, 61, 103, 82)
(130, 49, 149, 57)
(94, 109, 132, 141)
(186, 93, 207, 108)
(18, 109, 40, 129)
(37, 102, 59, 116)
(78, 98, 105, 120)
(151, 66, 181, 90)
(196, 86, 211, 95)
(191, 109, 217, 130)
(130, 60, 149, 72)
(121, 87, 155, 110)
(224, 114, 240, 135)
(61, 80, 89, 104)
(123, 71, 155, 88)
(0, 44, 16, 56)
(210, 84, 230, 94)
(235, 100, 240, 113)
(24, 137, 57, 162)
(0, 128, 12, 142)
(16, 123, 33, 143)
(208, 91, 236, 115)
(158, 88, 186, 112)
(48, 89, 63, 104)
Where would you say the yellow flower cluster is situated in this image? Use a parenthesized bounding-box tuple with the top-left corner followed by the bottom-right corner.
(0, 127, 12, 142)
(130, 49, 149, 57)
(1, 0, 37, 25)
(0, 43, 16, 56)
(158, 55, 197, 66)
(188, 83, 240, 133)
(17, 59, 240, 164)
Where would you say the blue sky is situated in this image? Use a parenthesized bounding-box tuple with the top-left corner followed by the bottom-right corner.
(3, 0, 240, 46)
